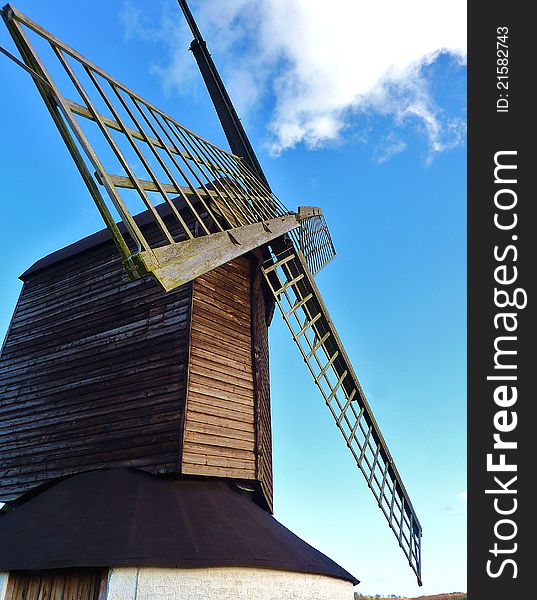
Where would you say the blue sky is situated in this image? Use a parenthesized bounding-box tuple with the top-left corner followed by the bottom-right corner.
(0, 1, 466, 596)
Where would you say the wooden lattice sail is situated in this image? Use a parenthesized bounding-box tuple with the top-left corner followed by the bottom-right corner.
(1, 4, 328, 292)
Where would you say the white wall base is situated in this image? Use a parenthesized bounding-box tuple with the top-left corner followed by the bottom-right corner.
(105, 567, 354, 600)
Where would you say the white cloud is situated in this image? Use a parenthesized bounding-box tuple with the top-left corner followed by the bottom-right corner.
(458, 490, 467, 503)
(120, 0, 466, 159)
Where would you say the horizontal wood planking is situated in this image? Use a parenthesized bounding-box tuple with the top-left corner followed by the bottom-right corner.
(182, 452, 256, 472)
(186, 395, 254, 422)
(182, 257, 257, 479)
(0, 216, 192, 501)
(188, 371, 255, 399)
(182, 440, 253, 460)
(186, 387, 253, 409)
(0, 452, 180, 491)
(185, 410, 254, 434)
(183, 430, 253, 452)
(1, 206, 275, 505)
(189, 348, 253, 375)
(183, 418, 255, 444)
(189, 311, 252, 347)
(189, 324, 252, 356)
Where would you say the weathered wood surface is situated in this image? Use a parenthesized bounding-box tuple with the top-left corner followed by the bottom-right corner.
(0, 212, 274, 509)
(182, 257, 257, 480)
(5, 568, 106, 600)
(0, 219, 191, 502)
(139, 214, 300, 292)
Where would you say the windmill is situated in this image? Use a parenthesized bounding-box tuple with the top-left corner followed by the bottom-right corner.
(0, 2, 422, 599)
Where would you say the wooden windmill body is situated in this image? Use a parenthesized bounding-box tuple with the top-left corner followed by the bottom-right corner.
(0, 208, 274, 509)
(1, 201, 354, 600)
(0, 3, 423, 599)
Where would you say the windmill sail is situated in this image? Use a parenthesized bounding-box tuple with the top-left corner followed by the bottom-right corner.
(1, 4, 317, 291)
(262, 247, 423, 583)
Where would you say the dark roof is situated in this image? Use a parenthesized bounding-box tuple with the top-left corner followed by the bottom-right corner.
(0, 468, 358, 584)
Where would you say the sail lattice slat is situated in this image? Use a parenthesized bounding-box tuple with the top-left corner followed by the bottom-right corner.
(262, 247, 423, 584)
(289, 212, 336, 276)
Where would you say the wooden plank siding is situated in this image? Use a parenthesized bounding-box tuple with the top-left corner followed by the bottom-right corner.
(0, 210, 274, 510)
(0, 218, 192, 502)
(182, 258, 257, 480)
(5, 568, 107, 600)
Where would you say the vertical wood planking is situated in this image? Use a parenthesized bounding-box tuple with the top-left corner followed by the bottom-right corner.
(5, 568, 106, 600)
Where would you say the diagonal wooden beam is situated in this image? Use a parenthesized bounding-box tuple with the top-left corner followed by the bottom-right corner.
(125, 214, 300, 292)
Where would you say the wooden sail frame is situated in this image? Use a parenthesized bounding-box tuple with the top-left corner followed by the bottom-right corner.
(262, 248, 423, 583)
(0, 4, 318, 290)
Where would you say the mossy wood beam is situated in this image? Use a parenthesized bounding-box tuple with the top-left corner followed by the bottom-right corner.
(125, 214, 302, 292)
